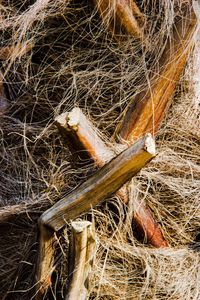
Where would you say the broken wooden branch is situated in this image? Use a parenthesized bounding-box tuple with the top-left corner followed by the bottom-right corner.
(55, 108, 167, 247)
(40, 134, 156, 232)
(36, 226, 56, 300)
(117, 7, 197, 142)
(94, 0, 145, 39)
(66, 221, 96, 300)
(55, 109, 114, 167)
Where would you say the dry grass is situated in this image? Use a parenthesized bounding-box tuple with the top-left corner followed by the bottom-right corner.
(0, 0, 199, 299)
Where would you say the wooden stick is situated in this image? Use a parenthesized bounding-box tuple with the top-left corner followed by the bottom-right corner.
(40, 134, 156, 232)
(36, 225, 56, 300)
(115, 0, 144, 39)
(129, 0, 146, 27)
(117, 7, 197, 142)
(94, 0, 145, 39)
(55, 108, 167, 247)
(66, 221, 96, 300)
(0, 201, 49, 224)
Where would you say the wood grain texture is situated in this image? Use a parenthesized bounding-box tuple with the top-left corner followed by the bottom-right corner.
(55, 109, 114, 167)
(117, 7, 197, 142)
(40, 134, 156, 232)
(36, 226, 56, 300)
(66, 221, 96, 300)
(56, 108, 168, 247)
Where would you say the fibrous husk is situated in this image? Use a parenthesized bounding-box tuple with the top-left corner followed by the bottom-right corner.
(0, 0, 200, 299)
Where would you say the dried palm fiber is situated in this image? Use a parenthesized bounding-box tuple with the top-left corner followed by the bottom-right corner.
(0, 0, 200, 299)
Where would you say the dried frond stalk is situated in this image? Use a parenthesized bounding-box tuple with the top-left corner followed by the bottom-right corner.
(40, 134, 156, 232)
(66, 221, 96, 300)
(55, 108, 168, 247)
(117, 7, 197, 142)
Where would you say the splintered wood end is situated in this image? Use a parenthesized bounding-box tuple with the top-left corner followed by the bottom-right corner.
(67, 220, 96, 300)
(55, 108, 115, 166)
(144, 133, 156, 156)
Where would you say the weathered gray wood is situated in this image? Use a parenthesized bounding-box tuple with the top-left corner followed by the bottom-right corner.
(40, 134, 156, 232)
(66, 221, 96, 300)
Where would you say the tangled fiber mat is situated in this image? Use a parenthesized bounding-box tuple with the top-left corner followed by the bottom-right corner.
(0, 0, 200, 299)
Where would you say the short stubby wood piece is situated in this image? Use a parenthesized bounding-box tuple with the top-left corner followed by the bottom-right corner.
(66, 221, 96, 300)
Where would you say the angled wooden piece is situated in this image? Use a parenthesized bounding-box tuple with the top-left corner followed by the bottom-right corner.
(117, 7, 197, 142)
(66, 221, 96, 300)
(40, 134, 156, 232)
(55, 108, 167, 247)
(36, 134, 155, 298)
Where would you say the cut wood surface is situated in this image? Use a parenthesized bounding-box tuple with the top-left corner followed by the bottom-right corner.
(40, 134, 156, 232)
(36, 225, 56, 300)
(56, 108, 168, 247)
(117, 7, 197, 142)
(66, 221, 96, 300)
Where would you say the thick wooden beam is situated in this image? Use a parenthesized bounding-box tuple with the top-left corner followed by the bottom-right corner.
(55, 108, 167, 247)
(40, 134, 156, 232)
(66, 221, 96, 300)
(117, 7, 197, 142)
